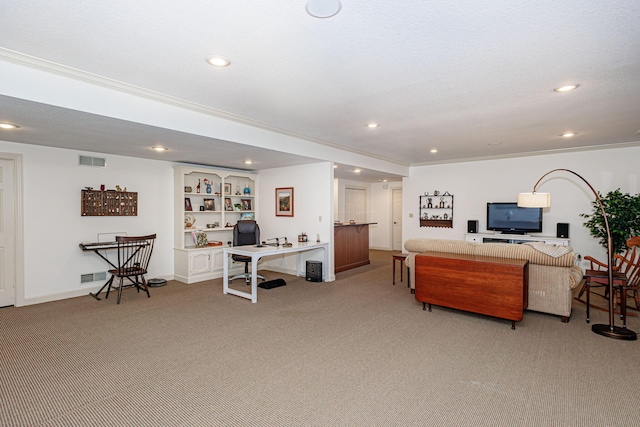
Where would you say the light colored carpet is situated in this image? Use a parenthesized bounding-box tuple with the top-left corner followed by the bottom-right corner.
(1, 250, 639, 426)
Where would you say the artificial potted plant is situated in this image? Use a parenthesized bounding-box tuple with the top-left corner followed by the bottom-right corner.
(580, 189, 640, 255)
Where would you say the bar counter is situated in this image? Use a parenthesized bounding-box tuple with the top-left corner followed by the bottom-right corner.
(334, 222, 376, 273)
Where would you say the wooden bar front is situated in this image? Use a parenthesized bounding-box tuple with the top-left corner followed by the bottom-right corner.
(334, 223, 371, 273)
(415, 252, 529, 323)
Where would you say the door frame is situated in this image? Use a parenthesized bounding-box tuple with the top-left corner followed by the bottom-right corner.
(0, 152, 24, 307)
(391, 185, 403, 251)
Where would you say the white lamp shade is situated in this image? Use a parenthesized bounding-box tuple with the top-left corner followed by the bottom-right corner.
(517, 192, 551, 208)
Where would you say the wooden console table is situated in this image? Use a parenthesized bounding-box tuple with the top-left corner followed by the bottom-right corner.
(415, 252, 529, 329)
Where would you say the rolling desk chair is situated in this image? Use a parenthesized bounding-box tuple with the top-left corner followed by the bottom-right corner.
(229, 221, 265, 284)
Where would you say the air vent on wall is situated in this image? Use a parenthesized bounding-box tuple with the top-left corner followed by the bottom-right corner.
(79, 155, 106, 167)
(80, 271, 107, 284)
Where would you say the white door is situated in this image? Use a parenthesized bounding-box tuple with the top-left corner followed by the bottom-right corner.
(0, 158, 16, 307)
(392, 188, 403, 251)
(345, 187, 366, 223)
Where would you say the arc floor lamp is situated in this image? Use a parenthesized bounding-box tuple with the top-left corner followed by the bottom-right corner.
(518, 168, 637, 340)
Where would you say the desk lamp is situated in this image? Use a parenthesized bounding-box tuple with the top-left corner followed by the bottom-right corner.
(518, 168, 636, 340)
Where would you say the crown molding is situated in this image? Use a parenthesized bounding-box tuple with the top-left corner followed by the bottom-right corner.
(409, 141, 640, 168)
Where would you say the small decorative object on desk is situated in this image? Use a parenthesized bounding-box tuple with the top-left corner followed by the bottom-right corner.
(193, 231, 208, 247)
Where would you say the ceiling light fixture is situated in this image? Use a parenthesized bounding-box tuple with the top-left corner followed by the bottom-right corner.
(0, 123, 20, 130)
(206, 55, 230, 67)
(244, 160, 253, 165)
(430, 149, 438, 153)
(554, 84, 579, 92)
(366, 123, 379, 128)
(151, 146, 168, 152)
(561, 132, 575, 138)
(306, 0, 342, 18)
(354, 169, 361, 173)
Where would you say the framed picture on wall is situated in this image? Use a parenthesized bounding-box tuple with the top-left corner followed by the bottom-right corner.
(276, 187, 294, 217)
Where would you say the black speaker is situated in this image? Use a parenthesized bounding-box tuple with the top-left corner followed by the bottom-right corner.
(306, 260, 323, 282)
(467, 220, 478, 233)
(557, 223, 569, 238)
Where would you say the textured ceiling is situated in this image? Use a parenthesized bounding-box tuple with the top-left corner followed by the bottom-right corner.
(0, 0, 639, 182)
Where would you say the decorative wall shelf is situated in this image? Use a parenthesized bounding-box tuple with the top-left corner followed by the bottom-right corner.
(419, 192, 453, 228)
(81, 190, 138, 216)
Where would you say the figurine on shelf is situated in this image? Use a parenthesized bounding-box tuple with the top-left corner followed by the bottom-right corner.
(236, 185, 241, 195)
(443, 213, 449, 220)
(196, 179, 201, 193)
(244, 185, 251, 195)
(439, 197, 445, 208)
(115, 185, 122, 192)
(204, 178, 212, 194)
(427, 198, 433, 208)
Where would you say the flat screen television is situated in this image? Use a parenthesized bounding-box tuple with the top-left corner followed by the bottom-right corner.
(486, 202, 542, 234)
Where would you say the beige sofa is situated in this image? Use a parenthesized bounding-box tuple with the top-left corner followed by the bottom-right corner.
(404, 238, 584, 321)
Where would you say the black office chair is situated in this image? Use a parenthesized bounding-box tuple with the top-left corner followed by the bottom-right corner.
(229, 220, 265, 284)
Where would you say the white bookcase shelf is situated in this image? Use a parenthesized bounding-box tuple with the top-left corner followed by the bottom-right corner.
(174, 166, 257, 283)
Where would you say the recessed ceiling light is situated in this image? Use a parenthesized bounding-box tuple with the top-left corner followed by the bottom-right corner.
(244, 160, 253, 165)
(354, 169, 361, 173)
(333, 165, 338, 168)
(151, 146, 168, 152)
(0, 123, 20, 130)
(430, 149, 438, 153)
(488, 142, 502, 146)
(306, 0, 342, 18)
(554, 84, 579, 92)
(366, 123, 379, 128)
(561, 132, 575, 137)
(206, 55, 230, 67)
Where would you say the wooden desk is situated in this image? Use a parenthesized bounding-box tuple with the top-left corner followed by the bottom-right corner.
(415, 252, 528, 329)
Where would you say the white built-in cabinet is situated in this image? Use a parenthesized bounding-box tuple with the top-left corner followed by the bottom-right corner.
(174, 166, 257, 283)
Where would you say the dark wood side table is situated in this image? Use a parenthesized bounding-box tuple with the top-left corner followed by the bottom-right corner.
(584, 269, 629, 327)
(392, 254, 410, 287)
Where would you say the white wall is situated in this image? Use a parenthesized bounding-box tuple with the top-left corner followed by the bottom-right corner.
(257, 162, 335, 280)
(403, 146, 640, 269)
(0, 140, 175, 305)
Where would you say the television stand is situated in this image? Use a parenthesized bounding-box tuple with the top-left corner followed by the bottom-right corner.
(465, 233, 569, 246)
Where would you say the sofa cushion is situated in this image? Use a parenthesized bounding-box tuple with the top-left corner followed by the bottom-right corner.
(474, 243, 576, 267)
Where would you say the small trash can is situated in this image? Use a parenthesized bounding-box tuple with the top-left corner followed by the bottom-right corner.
(306, 260, 323, 282)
